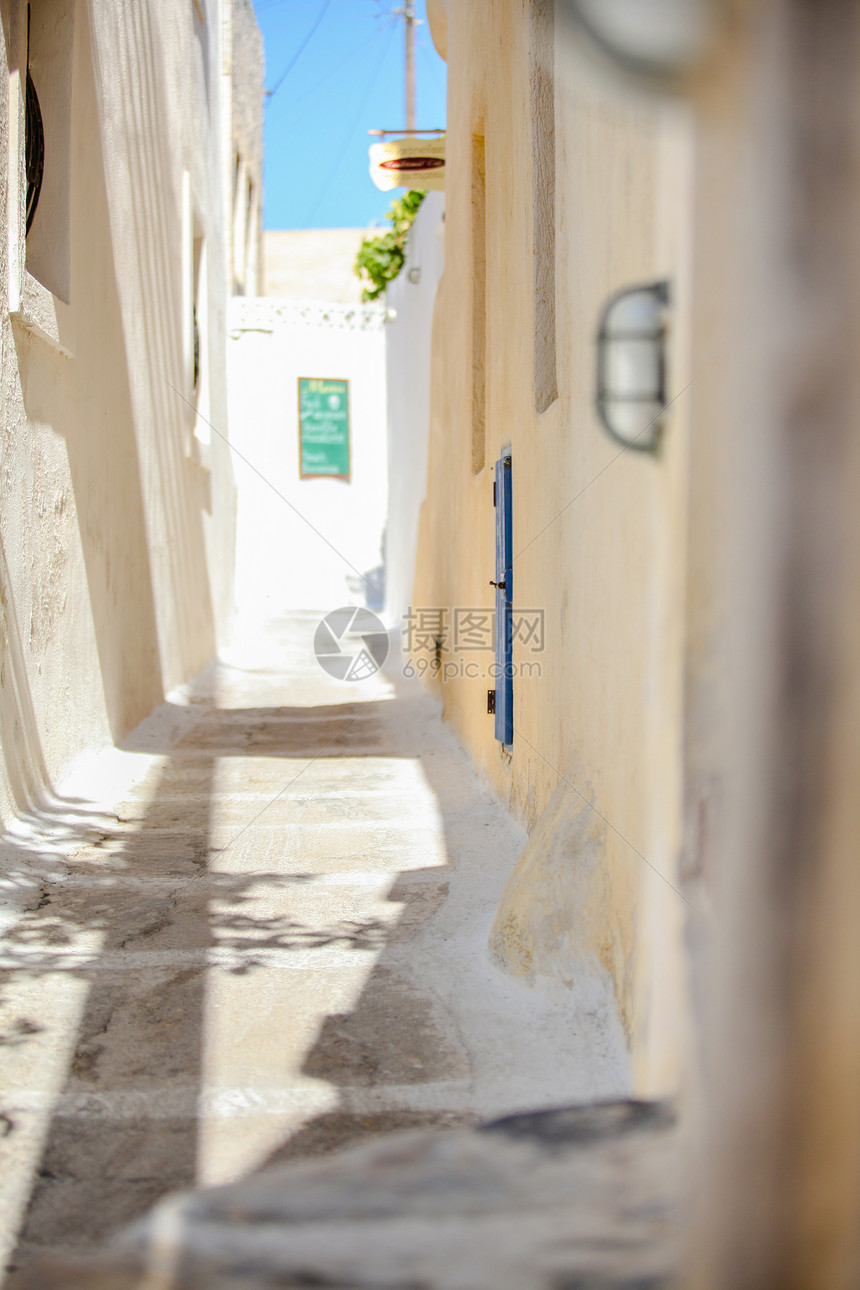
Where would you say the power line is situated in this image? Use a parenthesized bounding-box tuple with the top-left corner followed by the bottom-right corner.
(303, 22, 397, 225)
(403, 0, 415, 131)
(417, 32, 446, 95)
(274, 17, 397, 118)
(265, 0, 333, 102)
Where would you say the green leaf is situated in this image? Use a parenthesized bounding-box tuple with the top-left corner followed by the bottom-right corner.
(354, 190, 427, 301)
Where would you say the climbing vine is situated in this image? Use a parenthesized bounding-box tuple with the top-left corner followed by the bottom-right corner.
(354, 190, 427, 302)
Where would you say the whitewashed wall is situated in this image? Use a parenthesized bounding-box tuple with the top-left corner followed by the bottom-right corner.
(383, 193, 446, 630)
(0, 0, 244, 826)
(227, 299, 388, 617)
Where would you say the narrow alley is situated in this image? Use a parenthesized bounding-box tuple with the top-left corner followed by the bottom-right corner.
(5, 0, 860, 1284)
(0, 614, 627, 1279)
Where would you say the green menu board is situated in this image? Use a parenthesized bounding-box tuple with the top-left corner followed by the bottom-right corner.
(298, 378, 350, 479)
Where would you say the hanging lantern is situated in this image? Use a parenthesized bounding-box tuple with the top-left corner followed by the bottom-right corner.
(369, 134, 445, 192)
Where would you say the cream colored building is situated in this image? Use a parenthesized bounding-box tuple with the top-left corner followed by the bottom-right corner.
(0, 0, 262, 827)
(415, 0, 694, 1094)
(413, 5, 860, 1277)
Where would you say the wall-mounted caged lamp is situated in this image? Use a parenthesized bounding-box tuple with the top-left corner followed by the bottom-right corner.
(596, 280, 670, 455)
(559, 0, 724, 82)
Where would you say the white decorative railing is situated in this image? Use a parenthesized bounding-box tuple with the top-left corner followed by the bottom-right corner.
(229, 297, 386, 335)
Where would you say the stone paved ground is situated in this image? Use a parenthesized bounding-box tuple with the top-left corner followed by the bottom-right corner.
(0, 614, 629, 1284)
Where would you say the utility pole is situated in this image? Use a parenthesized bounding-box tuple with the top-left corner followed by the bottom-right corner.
(404, 0, 415, 131)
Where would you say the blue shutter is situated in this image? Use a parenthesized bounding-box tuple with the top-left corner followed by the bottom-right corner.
(494, 453, 513, 744)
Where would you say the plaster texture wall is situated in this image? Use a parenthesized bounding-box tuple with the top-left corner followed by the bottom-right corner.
(383, 192, 445, 630)
(227, 298, 388, 618)
(416, 0, 695, 1092)
(0, 0, 248, 827)
(263, 229, 370, 304)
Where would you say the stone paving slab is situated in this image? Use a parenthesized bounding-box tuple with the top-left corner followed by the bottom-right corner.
(0, 617, 630, 1282)
(114, 790, 445, 830)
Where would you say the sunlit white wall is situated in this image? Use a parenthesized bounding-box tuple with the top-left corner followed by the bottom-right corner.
(383, 193, 446, 631)
(227, 300, 388, 618)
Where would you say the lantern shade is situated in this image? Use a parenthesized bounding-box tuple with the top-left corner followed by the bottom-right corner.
(596, 281, 669, 453)
(560, 0, 721, 79)
(369, 137, 446, 192)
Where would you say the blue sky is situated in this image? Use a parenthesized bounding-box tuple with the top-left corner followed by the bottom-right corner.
(254, 0, 447, 230)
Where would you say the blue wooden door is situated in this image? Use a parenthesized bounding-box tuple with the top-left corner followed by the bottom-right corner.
(494, 453, 513, 744)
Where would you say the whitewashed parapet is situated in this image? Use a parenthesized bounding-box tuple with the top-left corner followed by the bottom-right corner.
(229, 297, 386, 335)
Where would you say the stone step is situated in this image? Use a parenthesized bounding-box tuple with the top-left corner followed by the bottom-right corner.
(11, 1101, 679, 1290)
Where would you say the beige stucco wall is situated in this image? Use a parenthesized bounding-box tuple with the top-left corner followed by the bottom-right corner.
(263, 229, 371, 304)
(416, 0, 694, 1092)
(0, 0, 243, 826)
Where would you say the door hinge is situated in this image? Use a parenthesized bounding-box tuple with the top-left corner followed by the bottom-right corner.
(493, 480, 497, 507)
(487, 689, 496, 714)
